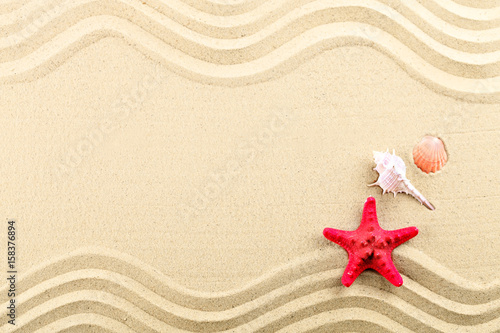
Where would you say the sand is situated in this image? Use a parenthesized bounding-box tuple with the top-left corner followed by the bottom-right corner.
(0, 0, 499, 332)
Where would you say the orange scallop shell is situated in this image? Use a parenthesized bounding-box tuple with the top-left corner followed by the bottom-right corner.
(413, 136, 447, 173)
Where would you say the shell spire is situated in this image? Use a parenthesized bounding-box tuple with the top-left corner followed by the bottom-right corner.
(400, 178, 435, 210)
(369, 150, 435, 210)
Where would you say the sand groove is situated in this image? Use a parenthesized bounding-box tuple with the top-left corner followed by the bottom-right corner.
(0, 247, 499, 332)
(0, 1, 499, 102)
(3, 0, 500, 20)
(2, 0, 500, 58)
(2, 0, 500, 38)
(1, 1, 499, 332)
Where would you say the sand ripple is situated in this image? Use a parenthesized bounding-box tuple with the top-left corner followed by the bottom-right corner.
(0, 0, 499, 101)
(0, 246, 498, 332)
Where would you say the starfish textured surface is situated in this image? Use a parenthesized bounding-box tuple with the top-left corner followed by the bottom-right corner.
(323, 197, 418, 287)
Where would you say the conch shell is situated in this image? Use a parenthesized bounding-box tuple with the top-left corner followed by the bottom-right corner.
(369, 150, 435, 210)
(413, 136, 447, 174)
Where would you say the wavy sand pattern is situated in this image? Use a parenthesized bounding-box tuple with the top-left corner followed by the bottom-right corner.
(0, 247, 499, 332)
(1, 1, 499, 332)
(0, 0, 499, 102)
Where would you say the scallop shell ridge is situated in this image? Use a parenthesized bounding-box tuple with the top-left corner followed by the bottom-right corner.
(413, 136, 447, 174)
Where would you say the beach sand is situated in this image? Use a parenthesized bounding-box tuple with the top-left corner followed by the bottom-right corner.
(0, 1, 499, 331)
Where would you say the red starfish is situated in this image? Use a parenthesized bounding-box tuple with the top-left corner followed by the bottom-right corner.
(323, 197, 418, 287)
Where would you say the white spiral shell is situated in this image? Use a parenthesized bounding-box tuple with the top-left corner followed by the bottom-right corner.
(369, 150, 435, 210)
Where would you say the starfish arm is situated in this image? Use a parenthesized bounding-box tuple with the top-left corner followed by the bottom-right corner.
(341, 257, 365, 287)
(323, 228, 355, 251)
(373, 256, 404, 287)
(359, 197, 379, 229)
(324, 198, 418, 288)
(387, 227, 419, 248)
